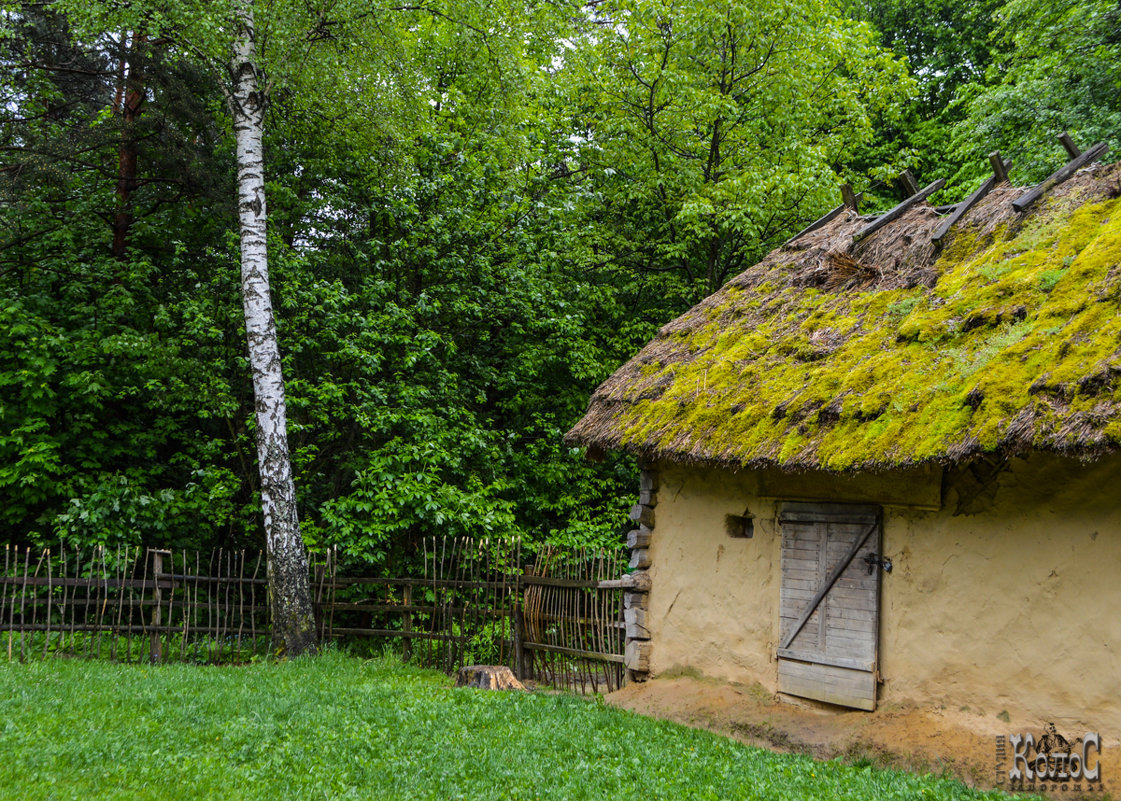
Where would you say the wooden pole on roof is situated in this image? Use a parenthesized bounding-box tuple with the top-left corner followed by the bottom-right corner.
(897, 170, 920, 197)
(1058, 132, 1081, 159)
(932, 157, 1012, 246)
(988, 151, 1009, 185)
(1012, 142, 1109, 213)
(853, 178, 945, 243)
(782, 185, 864, 247)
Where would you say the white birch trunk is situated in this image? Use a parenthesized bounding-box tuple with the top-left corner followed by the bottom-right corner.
(229, 0, 317, 655)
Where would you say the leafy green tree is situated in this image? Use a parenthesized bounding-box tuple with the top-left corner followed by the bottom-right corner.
(953, 0, 1121, 184)
(843, 0, 1001, 195)
(568, 0, 911, 303)
(1, 6, 248, 549)
(258, 14, 638, 558)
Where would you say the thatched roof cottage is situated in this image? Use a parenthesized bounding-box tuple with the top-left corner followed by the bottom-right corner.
(567, 159, 1121, 761)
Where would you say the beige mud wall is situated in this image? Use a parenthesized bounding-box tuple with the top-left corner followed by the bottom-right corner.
(647, 453, 1121, 734)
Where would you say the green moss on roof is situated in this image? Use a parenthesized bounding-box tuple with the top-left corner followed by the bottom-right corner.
(567, 165, 1121, 471)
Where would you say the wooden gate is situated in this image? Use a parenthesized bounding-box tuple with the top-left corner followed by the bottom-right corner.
(777, 503, 881, 710)
(517, 546, 627, 693)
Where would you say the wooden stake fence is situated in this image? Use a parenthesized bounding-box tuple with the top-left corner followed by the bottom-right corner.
(519, 545, 627, 694)
(0, 545, 272, 664)
(319, 537, 525, 673)
(0, 540, 630, 693)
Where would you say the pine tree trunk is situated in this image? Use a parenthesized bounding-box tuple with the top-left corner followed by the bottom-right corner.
(229, 0, 317, 656)
(111, 31, 145, 259)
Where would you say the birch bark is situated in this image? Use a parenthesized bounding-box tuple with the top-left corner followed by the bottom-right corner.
(229, 0, 317, 655)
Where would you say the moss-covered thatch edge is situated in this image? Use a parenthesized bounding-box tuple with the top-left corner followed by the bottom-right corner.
(567, 163, 1121, 472)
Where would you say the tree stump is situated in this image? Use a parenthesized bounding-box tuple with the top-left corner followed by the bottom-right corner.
(455, 665, 526, 691)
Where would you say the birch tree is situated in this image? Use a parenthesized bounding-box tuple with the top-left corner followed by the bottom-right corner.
(41, 0, 549, 652)
(227, 0, 316, 655)
(54, 0, 323, 653)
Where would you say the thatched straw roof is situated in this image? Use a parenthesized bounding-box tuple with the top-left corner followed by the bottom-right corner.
(567, 163, 1121, 472)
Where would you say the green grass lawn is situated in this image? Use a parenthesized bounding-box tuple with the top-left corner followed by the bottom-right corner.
(0, 651, 1018, 800)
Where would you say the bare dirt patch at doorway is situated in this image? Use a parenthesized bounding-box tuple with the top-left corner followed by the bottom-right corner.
(607, 674, 1116, 796)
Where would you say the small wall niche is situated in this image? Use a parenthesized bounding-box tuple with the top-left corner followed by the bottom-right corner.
(725, 513, 754, 539)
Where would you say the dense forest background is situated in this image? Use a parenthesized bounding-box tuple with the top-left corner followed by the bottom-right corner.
(2, 0, 1118, 560)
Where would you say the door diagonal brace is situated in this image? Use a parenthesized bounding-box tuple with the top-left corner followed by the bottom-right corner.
(780, 522, 877, 651)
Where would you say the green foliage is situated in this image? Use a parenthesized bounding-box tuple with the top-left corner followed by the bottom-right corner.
(843, 0, 1001, 200)
(849, 0, 999, 115)
(0, 232, 251, 549)
(1035, 269, 1065, 294)
(952, 0, 1121, 185)
(0, 653, 1016, 800)
(0, 0, 640, 555)
(0, 5, 252, 549)
(846, 0, 1118, 206)
(5, 630, 273, 664)
(569, 0, 912, 298)
(886, 297, 920, 318)
(264, 99, 639, 556)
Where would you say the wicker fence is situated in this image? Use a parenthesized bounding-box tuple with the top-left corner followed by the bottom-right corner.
(519, 545, 628, 693)
(319, 538, 524, 673)
(0, 540, 629, 692)
(0, 545, 275, 663)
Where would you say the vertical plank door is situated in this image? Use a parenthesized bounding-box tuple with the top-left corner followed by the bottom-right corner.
(777, 502, 881, 710)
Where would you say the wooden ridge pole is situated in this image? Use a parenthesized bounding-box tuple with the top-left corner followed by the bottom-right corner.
(933, 157, 1012, 245)
(853, 178, 945, 243)
(1013, 142, 1109, 213)
(783, 187, 865, 248)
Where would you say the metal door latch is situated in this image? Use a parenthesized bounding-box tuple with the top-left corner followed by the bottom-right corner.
(863, 553, 893, 574)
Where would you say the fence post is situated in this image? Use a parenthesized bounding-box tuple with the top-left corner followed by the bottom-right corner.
(149, 550, 170, 664)
(402, 584, 412, 662)
(513, 579, 526, 681)
(313, 559, 324, 640)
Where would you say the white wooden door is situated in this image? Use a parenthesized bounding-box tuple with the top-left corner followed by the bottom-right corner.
(777, 502, 881, 710)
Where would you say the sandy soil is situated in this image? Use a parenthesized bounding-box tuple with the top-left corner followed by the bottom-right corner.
(606, 674, 1117, 798)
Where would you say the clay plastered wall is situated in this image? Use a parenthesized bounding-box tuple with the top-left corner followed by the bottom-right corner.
(646, 465, 781, 684)
(647, 454, 1121, 733)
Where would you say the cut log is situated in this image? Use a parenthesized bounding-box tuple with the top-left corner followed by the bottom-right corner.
(625, 639, 651, 672)
(455, 665, 526, 691)
(627, 527, 653, 549)
(629, 548, 651, 570)
(628, 504, 654, 528)
(638, 470, 659, 492)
